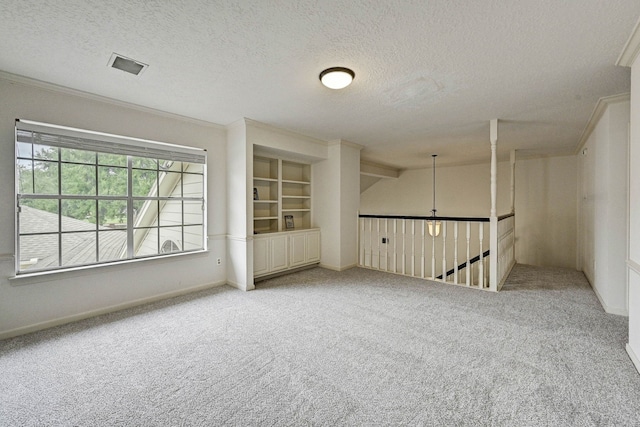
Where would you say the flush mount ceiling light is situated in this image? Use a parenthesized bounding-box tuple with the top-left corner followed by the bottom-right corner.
(319, 67, 355, 89)
(108, 53, 148, 76)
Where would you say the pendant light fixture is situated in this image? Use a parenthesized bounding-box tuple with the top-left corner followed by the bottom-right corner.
(428, 154, 441, 237)
(319, 67, 355, 89)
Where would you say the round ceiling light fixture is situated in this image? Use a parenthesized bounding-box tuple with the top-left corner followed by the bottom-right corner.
(319, 67, 355, 89)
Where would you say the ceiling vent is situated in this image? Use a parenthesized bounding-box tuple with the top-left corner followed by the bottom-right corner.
(108, 53, 148, 76)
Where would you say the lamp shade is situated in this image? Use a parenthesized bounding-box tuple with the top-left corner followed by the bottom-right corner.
(319, 67, 355, 89)
(428, 220, 441, 237)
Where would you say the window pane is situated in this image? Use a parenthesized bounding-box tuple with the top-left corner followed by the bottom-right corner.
(98, 153, 126, 167)
(62, 232, 96, 266)
(98, 200, 127, 228)
(182, 173, 203, 197)
(33, 144, 58, 161)
(183, 200, 203, 225)
(134, 227, 158, 257)
(33, 161, 59, 195)
(19, 199, 59, 234)
(183, 162, 204, 174)
(61, 163, 96, 195)
(19, 234, 58, 271)
(61, 199, 96, 231)
(183, 225, 204, 251)
(133, 199, 157, 226)
(159, 172, 182, 197)
(61, 147, 96, 164)
(17, 159, 34, 194)
(98, 166, 127, 196)
(98, 230, 127, 262)
(132, 156, 157, 170)
(159, 159, 180, 171)
(17, 142, 32, 158)
(159, 227, 182, 252)
(132, 169, 157, 197)
(159, 199, 182, 226)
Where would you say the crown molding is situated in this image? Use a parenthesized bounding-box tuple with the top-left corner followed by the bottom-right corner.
(574, 93, 630, 155)
(617, 17, 640, 67)
(0, 70, 225, 130)
(243, 118, 327, 147)
(328, 139, 364, 150)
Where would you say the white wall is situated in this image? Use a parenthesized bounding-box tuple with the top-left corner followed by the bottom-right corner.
(578, 99, 629, 315)
(360, 156, 578, 269)
(626, 40, 640, 372)
(0, 76, 227, 338)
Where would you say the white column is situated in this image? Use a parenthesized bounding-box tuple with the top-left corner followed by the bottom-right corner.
(489, 119, 499, 291)
(510, 150, 516, 214)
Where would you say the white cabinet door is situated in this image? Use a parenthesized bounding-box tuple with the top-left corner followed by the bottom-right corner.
(289, 233, 307, 267)
(270, 235, 288, 272)
(253, 236, 269, 276)
(306, 230, 320, 263)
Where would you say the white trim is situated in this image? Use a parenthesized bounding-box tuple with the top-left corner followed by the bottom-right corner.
(0, 280, 228, 340)
(328, 139, 364, 150)
(244, 118, 327, 147)
(319, 263, 357, 272)
(226, 279, 255, 292)
(10, 250, 210, 285)
(360, 161, 400, 179)
(0, 71, 224, 130)
(626, 344, 640, 375)
(575, 93, 630, 155)
(592, 284, 629, 316)
(627, 259, 640, 275)
(227, 235, 253, 243)
(617, 17, 640, 67)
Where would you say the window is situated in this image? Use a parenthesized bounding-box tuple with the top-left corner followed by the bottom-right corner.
(15, 120, 207, 274)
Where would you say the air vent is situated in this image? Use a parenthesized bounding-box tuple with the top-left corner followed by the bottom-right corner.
(108, 53, 148, 76)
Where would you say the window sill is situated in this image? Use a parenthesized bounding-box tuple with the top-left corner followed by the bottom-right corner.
(9, 250, 210, 286)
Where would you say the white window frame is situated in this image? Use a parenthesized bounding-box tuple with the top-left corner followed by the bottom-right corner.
(14, 119, 207, 275)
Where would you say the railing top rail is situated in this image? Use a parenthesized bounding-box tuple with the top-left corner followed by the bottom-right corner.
(359, 214, 490, 223)
(498, 212, 515, 221)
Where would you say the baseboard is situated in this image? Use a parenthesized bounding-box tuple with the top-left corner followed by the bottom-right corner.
(226, 279, 255, 292)
(626, 344, 640, 375)
(319, 263, 357, 272)
(0, 280, 227, 340)
(592, 284, 629, 316)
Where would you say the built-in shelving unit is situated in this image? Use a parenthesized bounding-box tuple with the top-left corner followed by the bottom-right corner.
(253, 156, 312, 233)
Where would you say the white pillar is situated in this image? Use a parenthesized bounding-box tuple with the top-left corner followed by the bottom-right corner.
(510, 149, 516, 214)
(490, 119, 498, 217)
(489, 119, 499, 291)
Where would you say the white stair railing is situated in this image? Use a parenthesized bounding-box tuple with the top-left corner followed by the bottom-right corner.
(358, 214, 502, 290)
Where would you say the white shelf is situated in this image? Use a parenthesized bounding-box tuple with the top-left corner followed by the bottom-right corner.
(254, 200, 278, 203)
(254, 177, 278, 182)
(281, 195, 310, 199)
(282, 179, 310, 185)
(254, 216, 278, 220)
(282, 209, 311, 212)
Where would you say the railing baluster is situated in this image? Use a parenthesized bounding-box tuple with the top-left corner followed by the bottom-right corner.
(376, 218, 381, 270)
(478, 222, 484, 288)
(411, 220, 416, 277)
(441, 221, 447, 283)
(431, 220, 436, 280)
(466, 221, 471, 287)
(421, 220, 426, 278)
(401, 220, 406, 275)
(453, 222, 459, 284)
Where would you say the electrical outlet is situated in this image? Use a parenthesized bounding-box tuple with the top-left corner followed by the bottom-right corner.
(217, 258, 221, 265)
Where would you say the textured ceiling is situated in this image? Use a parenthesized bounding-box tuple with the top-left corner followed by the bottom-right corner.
(1, 0, 639, 169)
